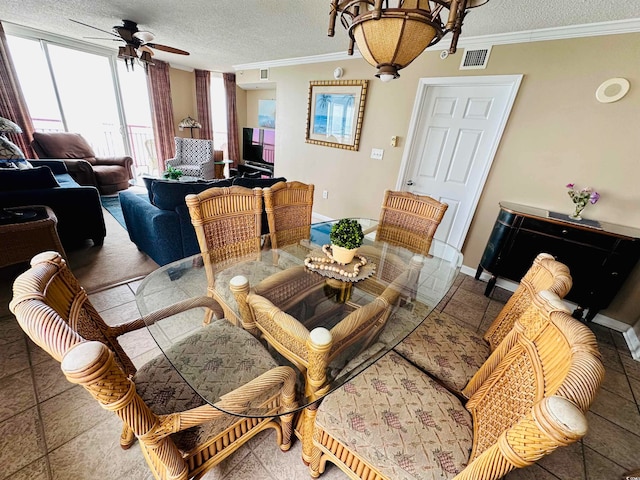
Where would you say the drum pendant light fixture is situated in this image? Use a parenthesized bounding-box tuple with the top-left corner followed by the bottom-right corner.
(328, 0, 488, 81)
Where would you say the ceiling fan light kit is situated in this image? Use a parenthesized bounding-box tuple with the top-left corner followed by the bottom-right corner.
(328, 0, 489, 81)
(71, 18, 189, 73)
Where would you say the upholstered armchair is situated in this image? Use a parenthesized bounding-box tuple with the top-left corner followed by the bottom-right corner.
(166, 137, 223, 180)
(31, 131, 133, 195)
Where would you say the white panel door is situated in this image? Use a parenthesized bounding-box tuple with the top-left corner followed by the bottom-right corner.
(397, 76, 522, 250)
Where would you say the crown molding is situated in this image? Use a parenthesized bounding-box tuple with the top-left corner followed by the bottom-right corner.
(453, 17, 640, 49)
(234, 51, 359, 71)
(233, 17, 640, 71)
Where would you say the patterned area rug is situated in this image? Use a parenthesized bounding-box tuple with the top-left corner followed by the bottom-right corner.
(100, 193, 148, 231)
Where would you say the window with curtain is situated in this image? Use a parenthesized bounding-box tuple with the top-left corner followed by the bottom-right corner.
(210, 73, 228, 158)
(6, 32, 155, 177)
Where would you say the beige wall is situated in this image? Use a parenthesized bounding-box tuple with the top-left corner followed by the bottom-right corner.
(168, 68, 197, 139)
(235, 33, 640, 325)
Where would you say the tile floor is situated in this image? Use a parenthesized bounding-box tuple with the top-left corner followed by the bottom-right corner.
(1, 263, 640, 480)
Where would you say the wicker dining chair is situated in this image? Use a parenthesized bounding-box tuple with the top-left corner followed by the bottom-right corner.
(186, 185, 264, 324)
(358, 190, 448, 302)
(10, 251, 297, 480)
(231, 266, 414, 464)
(309, 289, 604, 480)
(394, 252, 572, 395)
(263, 181, 315, 249)
(374, 189, 448, 255)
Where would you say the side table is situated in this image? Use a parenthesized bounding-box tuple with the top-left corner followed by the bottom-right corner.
(0, 206, 66, 268)
(476, 201, 640, 321)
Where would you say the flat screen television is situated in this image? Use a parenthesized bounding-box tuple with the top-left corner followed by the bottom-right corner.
(242, 127, 275, 166)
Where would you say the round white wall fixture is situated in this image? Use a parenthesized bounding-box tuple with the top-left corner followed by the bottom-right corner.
(595, 77, 630, 103)
(333, 67, 343, 79)
(440, 50, 449, 60)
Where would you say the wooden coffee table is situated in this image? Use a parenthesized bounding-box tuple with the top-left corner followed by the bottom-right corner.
(0, 206, 66, 268)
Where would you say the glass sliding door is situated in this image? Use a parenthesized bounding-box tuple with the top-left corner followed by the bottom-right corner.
(47, 44, 126, 157)
(7, 31, 156, 178)
(210, 74, 228, 157)
(6, 36, 64, 132)
(117, 62, 155, 176)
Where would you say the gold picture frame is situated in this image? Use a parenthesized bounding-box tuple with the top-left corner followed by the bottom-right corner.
(305, 80, 368, 151)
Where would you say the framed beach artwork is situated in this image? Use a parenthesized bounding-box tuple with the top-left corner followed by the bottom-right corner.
(305, 80, 368, 151)
(258, 99, 276, 128)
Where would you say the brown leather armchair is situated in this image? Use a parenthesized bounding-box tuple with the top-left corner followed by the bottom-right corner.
(31, 132, 134, 195)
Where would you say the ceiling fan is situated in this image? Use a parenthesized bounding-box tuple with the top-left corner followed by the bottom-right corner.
(70, 19, 189, 72)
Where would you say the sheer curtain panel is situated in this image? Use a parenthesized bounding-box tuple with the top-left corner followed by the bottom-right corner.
(195, 69, 213, 141)
(0, 22, 35, 157)
(146, 59, 175, 172)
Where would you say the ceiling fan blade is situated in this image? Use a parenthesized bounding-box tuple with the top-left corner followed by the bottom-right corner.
(69, 19, 120, 37)
(147, 43, 190, 55)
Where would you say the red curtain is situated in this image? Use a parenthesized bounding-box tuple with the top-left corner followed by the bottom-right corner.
(195, 69, 213, 141)
(0, 22, 35, 158)
(223, 73, 239, 167)
(146, 59, 175, 172)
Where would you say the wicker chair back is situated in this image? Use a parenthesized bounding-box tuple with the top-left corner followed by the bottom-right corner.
(9, 251, 138, 375)
(263, 181, 315, 249)
(483, 253, 573, 351)
(186, 185, 263, 266)
(464, 290, 604, 466)
(375, 189, 448, 256)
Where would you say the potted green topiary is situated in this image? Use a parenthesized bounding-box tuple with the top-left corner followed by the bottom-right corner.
(329, 218, 364, 264)
(163, 165, 184, 180)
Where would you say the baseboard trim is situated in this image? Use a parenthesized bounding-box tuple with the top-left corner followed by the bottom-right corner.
(460, 264, 640, 360)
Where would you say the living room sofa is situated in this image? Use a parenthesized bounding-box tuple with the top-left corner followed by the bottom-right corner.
(119, 175, 286, 266)
(0, 160, 106, 247)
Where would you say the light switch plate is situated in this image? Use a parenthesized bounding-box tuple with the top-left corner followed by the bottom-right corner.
(371, 148, 384, 160)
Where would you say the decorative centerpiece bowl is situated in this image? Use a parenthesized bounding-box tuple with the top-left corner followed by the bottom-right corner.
(329, 218, 364, 264)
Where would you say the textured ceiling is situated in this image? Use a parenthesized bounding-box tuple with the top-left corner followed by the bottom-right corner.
(1, 0, 639, 72)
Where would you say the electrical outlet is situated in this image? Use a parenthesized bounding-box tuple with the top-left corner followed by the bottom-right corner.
(322, 190, 328, 199)
(371, 148, 384, 160)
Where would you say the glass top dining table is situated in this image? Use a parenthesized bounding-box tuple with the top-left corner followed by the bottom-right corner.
(135, 218, 462, 417)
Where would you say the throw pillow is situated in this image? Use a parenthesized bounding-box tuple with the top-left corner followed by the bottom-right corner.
(0, 166, 60, 191)
(150, 178, 233, 211)
(0, 136, 26, 160)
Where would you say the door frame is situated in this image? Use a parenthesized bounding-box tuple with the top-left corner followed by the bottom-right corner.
(395, 75, 523, 249)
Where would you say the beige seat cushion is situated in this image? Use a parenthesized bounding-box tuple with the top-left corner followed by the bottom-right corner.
(134, 318, 278, 451)
(394, 311, 490, 394)
(316, 352, 473, 480)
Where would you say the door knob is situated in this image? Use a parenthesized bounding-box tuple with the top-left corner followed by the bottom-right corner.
(406, 180, 414, 186)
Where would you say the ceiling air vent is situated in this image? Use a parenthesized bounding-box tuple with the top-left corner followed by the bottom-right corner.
(459, 47, 492, 70)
